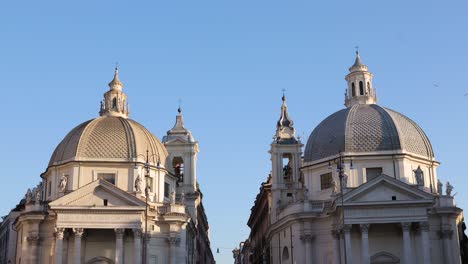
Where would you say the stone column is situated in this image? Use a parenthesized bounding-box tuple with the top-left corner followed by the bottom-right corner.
(168, 236, 180, 264)
(115, 228, 125, 264)
(440, 226, 454, 264)
(133, 229, 142, 264)
(73, 228, 84, 264)
(420, 222, 431, 264)
(401, 222, 413, 264)
(343, 224, 353, 264)
(145, 234, 151, 264)
(55, 228, 65, 264)
(331, 230, 341, 264)
(301, 233, 314, 263)
(360, 224, 370, 264)
(26, 232, 40, 264)
(339, 231, 345, 264)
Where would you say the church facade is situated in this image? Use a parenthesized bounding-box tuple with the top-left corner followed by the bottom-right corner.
(233, 53, 464, 264)
(0, 69, 215, 264)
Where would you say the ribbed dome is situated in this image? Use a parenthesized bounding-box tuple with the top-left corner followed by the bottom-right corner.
(304, 104, 434, 162)
(48, 116, 168, 167)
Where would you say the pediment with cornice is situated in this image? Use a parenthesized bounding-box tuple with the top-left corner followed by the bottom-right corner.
(49, 179, 146, 209)
(342, 174, 434, 206)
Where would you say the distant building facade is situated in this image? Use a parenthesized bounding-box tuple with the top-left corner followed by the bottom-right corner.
(0, 69, 215, 264)
(235, 53, 464, 264)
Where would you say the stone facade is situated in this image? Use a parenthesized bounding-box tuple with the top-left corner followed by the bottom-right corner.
(235, 53, 464, 264)
(0, 68, 215, 264)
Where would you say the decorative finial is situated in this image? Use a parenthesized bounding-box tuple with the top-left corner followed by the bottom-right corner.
(276, 89, 296, 143)
(178, 99, 182, 114)
(115, 62, 119, 71)
(355, 46, 359, 55)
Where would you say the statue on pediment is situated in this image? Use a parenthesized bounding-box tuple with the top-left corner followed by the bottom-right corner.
(437, 180, 443, 195)
(59, 174, 68, 192)
(134, 174, 142, 193)
(331, 180, 338, 195)
(446, 181, 453, 196)
(341, 173, 348, 189)
(34, 188, 41, 204)
(414, 166, 424, 186)
(25, 189, 32, 204)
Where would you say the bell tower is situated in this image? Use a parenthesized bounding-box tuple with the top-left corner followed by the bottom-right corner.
(344, 51, 377, 107)
(163, 106, 199, 219)
(270, 94, 303, 223)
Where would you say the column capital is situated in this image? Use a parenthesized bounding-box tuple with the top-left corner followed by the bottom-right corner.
(167, 236, 181, 246)
(401, 222, 412, 231)
(360, 224, 370, 234)
(73, 228, 85, 237)
(133, 228, 143, 238)
(343, 224, 352, 233)
(419, 222, 430, 232)
(115, 228, 125, 238)
(55, 227, 65, 239)
(26, 233, 40, 244)
(300, 233, 314, 243)
(439, 228, 453, 238)
(331, 229, 340, 238)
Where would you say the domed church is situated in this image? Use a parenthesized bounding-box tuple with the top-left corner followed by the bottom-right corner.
(0, 69, 215, 264)
(234, 53, 464, 264)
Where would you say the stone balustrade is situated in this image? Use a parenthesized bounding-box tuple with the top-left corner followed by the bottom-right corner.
(157, 204, 186, 215)
(278, 200, 332, 219)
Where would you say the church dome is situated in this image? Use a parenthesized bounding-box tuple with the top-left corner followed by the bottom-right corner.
(304, 104, 434, 163)
(48, 116, 168, 167)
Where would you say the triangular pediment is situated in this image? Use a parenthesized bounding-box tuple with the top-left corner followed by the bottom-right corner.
(49, 179, 146, 209)
(164, 137, 191, 145)
(342, 174, 434, 204)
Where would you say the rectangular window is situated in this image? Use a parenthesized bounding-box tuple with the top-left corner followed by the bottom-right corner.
(320, 172, 332, 190)
(47, 181, 52, 197)
(98, 173, 116, 185)
(164, 182, 170, 198)
(366, 167, 383, 181)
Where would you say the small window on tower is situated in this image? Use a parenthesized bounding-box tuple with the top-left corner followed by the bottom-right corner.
(352, 83, 356, 96)
(98, 173, 116, 185)
(359, 81, 364, 95)
(112, 98, 117, 110)
(282, 154, 293, 182)
(172, 157, 185, 183)
(47, 181, 52, 197)
(164, 182, 170, 198)
(366, 167, 382, 181)
(320, 172, 332, 190)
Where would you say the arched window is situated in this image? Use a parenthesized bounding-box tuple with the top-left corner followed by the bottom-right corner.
(359, 81, 364, 95)
(282, 247, 289, 261)
(172, 157, 184, 183)
(351, 83, 356, 97)
(112, 98, 117, 110)
(282, 154, 293, 183)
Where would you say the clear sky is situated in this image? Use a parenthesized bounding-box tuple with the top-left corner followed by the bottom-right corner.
(1, 0, 467, 263)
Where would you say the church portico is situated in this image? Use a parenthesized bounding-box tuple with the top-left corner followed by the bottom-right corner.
(52, 227, 146, 264)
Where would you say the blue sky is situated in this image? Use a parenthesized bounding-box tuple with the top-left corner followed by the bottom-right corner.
(1, 0, 467, 263)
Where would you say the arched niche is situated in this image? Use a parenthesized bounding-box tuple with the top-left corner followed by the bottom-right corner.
(371, 252, 400, 264)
